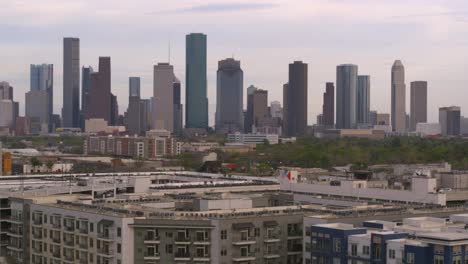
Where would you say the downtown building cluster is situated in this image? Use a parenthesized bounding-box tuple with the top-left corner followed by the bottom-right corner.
(0, 34, 467, 138)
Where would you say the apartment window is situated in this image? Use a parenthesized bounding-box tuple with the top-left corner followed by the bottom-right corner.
(221, 230, 227, 240)
(221, 249, 227, 256)
(435, 245, 444, 255)
(453, 246, 462, 255)
(311, 238, 318, 250)
(89, 253, 93, 262)
(117, 243, 121, 254)
(240, 246, 249, 257)
(351, 244, 357, 256)
(434, 255, 444, 264)
(254, 228, 260, 237)
(333, 239, 341, 253)
(373, 246, 381, 259)
(407, 252, 415, 264)
(363, 245, 370, 255)
(241, 230, 249, 241)
(333, 258, 340, 264)
(117, 228, 121, 237)
(196, 247, 206, 258)
(305, 242, 311, 252)
(90, 223, 94, 232)
(453, 256, 461, 264)
(388, 249, 395, 259)
(89, 238, 93, 248)
(166, 232, 173, 238)
(166, 245, 173, 254)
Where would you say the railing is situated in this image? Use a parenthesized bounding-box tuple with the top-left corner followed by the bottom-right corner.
(175, 252, 191, 258)
(288, 244, 302, 252)
(144, 252, 160, 257)
(144, 235, 160, 241)
(79, 227, 89, 234)
(97, 232, 113, 240)
(175, 236, 191, 242)
(287, 229, 302, 237)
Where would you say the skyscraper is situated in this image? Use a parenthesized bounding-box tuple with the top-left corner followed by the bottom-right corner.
(62, 37, 80, 128)
(153, 63, 175, 131)
(439, 106, 461, 136)
(322, 82, 335, 127)
(357, 75, 370, 125)
(283, 61, 308, 137)
(185, 33, 208, 129)
(391, 60, 406, 132)
(215, 58, 244, 133)
(129, 77, 140, 98)
(173, 77, 183, 136)
(86, 57, 112, 124)
(81, 66, 93, 127)
(270, 101, 283, 119)
(410, 81, 427, 131)
(25, 90, 49, 133)
(245, 85, 258, 133)
(127, 77, 143, 135)
(30, 64, 53, 132)
(336, 64, 358, 129)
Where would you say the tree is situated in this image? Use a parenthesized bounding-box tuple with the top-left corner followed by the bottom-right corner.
(46, 160, 54, 171)
(30, 157, 43, 173)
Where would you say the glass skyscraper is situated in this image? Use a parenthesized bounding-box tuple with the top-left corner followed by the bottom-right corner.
(185, 33, 208, 129)
(336, 64, 358, 129)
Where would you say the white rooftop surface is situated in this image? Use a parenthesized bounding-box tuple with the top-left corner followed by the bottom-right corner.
(418, 232, 468, 241)
(314, 223, 358, 230)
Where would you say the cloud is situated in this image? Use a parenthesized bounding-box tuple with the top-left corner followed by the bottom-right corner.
(147, 2, 278, 15)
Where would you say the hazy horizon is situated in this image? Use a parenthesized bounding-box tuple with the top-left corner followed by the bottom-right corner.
(2, 0, 468, 125)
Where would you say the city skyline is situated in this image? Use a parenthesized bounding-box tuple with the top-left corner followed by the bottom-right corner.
(2, 0, 468, 125)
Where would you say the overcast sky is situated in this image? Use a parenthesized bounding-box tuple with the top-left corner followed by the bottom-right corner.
(2, 0, 468, 125)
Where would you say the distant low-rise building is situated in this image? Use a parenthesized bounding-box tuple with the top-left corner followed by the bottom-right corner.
(23, 162, 73, 174)
(227, 132, 279, 144)
(416, 122, 441, 136)
(319, 129, 386, 139)
(85, 118, 126, 134)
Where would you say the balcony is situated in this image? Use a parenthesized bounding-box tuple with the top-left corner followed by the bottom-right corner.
(97, 232, 114, 241)
(79, 258, 88, 264)
(233, 254, 256, 262)
(174, 252, 191, 261)
(143, 252, 161, 261)
(52, 251, 61, 258)
(5, 215, 22, 224)
(32, 218, 43, 226)
(287, 244, 302, 255)
(6, 228, 23, 237)
(233, 237, 257, 246)
(143, 235, 160, 244)
(64, 225, 75, 232)
(32, 231, 43, 239)
(194, 235, 210, 245)
(32, 246, 43, 254)
(79, 227, 88, 234)
(264, 234, 280, 243)
(287, 229, 302, 239)
(79, 242, 88, 249)
(174, 236, 191, 245)
(264, 254, 280, 259)
(51, 222, 62, 230)
(193, 254, 210, 262)
(52, 237, 61, 244)
(64, 239, 75, 247)
(97, 248, 115, 257)
(64, 254, 75, 262)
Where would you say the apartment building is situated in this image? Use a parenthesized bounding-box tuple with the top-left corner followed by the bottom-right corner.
(83, 135, 177, 159)
(304, 214, 468, 264)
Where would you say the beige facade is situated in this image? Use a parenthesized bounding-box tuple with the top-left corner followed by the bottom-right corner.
(152, 63, 174, 132)
(391, 60, 406, 132)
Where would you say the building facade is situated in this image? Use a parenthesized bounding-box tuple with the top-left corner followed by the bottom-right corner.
(86, 57, 112, 124)
(216, 58, 244, 133)
(153, 63, 175, 132)
(439, 106, 461, 136)
(410, 81, 428, 131)
(186, 33, 208, 129)
(283, 61, 308, 137)
(62, 37, 80, 128)
(357, 75, 370, 125)
(322, 82, 334, 128)
(391, 60, 406, 132)
(30, 64, 54, 132)
(336, 64, 358, 129)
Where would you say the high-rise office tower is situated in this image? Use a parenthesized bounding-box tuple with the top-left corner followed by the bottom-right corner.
(25, 90, 49, 133)
(0, 81, 13, 100)
(81, 66, 94, 127)
(270, 101, 283, 119)
(129, 77, 140, 98)
(283, 61, 308, 136)
(153, 63, 175, 131)
(357, 75, 370, 125)
(439, 106, 461, 136)
(336, 64, 358, 129)
(30, 64, 54, 132)
(185, 33, 208, 129)
(322, 82, 335, 127)
(62, 37, 80, 128)
(245, 85, 258, 132)
(127, 77, 143, 135)
(391, 60, 406, 132)
(215, 58, 244, 133)
(86, 57, 112, 124)
(410, 81, 427, 131)
(173, 77, 183, 136)
(110, 94, 118, 126)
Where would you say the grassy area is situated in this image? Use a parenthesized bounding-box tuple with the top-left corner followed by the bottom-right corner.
(0, 135, 84, 154)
